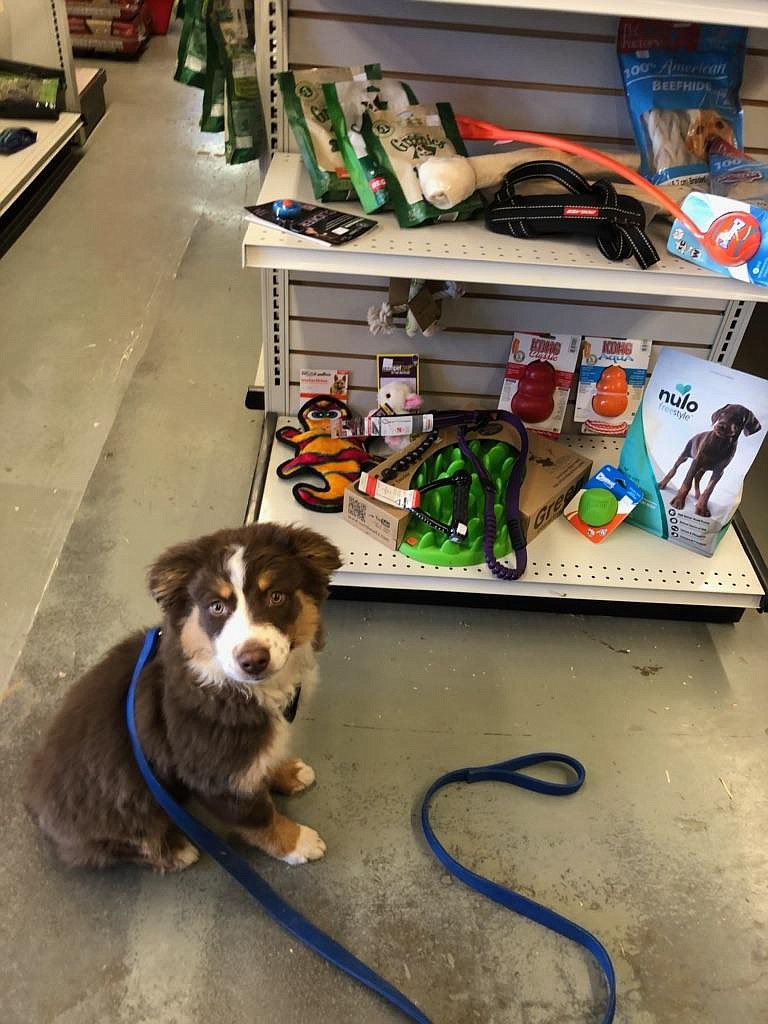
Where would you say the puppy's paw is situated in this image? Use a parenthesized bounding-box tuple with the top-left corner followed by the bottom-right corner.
(282, 825, 326, 865)
(694, 504, 712, 518)
(670, 495, 687, 510)
(167, 841, 200, 872)
(291, 760, 316, 793)
(270, 758, 316, 795)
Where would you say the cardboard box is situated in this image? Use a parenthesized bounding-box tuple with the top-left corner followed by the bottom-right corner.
(343, 424, 592, 551)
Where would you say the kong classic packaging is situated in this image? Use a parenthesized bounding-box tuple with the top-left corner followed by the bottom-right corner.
(619, 349, 767, 556)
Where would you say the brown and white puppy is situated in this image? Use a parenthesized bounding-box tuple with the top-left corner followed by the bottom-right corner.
(26, 524, 341, 873)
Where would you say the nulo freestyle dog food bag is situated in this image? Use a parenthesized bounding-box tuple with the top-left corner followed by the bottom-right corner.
(617, 19, 747, 186)
(279, 65, 381, 201)
(575, 336, 652, 436)
(619, 349, 767, 556)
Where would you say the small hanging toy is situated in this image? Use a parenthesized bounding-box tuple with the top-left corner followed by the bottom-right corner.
(367, 279, 464, 337)
(276, 396, 377, 513)
(367, 381, 424, 451)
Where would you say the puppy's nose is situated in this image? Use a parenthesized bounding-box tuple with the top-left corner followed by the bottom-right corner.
(236, 644, 270, 678)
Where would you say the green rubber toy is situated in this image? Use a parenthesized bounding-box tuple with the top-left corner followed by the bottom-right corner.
(578, 487, 618, 528)
(399, 439, 519, 567)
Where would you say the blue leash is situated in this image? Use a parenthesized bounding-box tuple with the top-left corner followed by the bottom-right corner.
(127, 627, 615, 1023)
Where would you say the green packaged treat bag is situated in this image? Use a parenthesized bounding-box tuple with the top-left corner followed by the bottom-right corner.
(175, 0, 207, 89)
(278, 65, 381, 201)
(363, 102, 484, 227)
(200, 17, 225, 133)
(323, 78, 418, 213)
(209, 0, 265, 164)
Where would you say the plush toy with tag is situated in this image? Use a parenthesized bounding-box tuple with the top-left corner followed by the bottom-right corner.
(368, 381, 423, 451)
(276, 396, 377, 512)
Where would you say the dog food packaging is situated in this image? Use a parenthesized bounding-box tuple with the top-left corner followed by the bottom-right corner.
(575, 337, 652, 436)
(667, 192, 768, 288)
(279, 65, 381, 201)
(498, 332, 581, 438)
(619, 349, 767, 556)
(323, 78, 418, 213)
(564, 465, 643, 544)
(362, 102, 483, 227)
(617, 20, 747, 186)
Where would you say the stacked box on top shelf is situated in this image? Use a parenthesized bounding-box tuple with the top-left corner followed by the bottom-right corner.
(67, 1, 151, 56)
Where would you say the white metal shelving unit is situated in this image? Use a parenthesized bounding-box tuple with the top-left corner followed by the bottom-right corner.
(0, 0, 81, 217)
(410, 1, 768, 31)
(261, 420, 764, 610)
(244, 154, 768, 303)
(244, 0, 768, 618)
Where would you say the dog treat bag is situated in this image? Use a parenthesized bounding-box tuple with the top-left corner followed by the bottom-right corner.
(617, 20, 747, 186)
(323, 78, 418, 213)
(279, 65, 381, 201)
(362, 102, 484, 227)
(619, 349, 768, 556)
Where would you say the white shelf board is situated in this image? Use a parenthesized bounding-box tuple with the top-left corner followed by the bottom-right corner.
(76, 67, 101, 95)
(243, 154, 768, 303)
(0, 113, 82, 219)
(410, 1, 768, 30)
(259, 420, 764, 610)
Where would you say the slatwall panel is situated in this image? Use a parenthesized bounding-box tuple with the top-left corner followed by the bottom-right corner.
(288, 1, 768, 152)
(266, 1, 767, 417)
(287, 275, 714, 412)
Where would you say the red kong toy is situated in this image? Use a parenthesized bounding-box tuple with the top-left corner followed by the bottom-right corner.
(592, 365, 629, 418)
(511, 359, 556, 423)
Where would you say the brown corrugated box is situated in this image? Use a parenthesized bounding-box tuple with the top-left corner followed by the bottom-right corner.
(343, 423, 592, 551)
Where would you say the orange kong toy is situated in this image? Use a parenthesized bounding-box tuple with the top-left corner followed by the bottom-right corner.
(591, 366, 629, 418)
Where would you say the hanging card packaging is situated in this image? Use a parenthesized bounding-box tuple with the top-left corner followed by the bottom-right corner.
(497, 332, 581, 438)
(564, 465, 643, 544)
(668, 191, 768, 287)
(575, 337, 652, 436)
(299, 369, 350, 404)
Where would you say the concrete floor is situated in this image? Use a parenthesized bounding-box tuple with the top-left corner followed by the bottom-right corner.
(1, 28, 768, 1024)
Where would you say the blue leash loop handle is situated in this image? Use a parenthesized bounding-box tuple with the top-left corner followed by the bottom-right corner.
(127, 628, 615, 1024)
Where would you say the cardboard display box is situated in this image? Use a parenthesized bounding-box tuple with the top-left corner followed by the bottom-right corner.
(343, 422, 592, 552)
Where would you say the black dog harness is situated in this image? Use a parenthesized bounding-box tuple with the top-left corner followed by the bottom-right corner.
(485, 160, 660, 269)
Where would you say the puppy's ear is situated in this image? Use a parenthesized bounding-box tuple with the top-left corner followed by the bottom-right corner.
(711, 404, 732, 424)
(148, 540, 204, 612)
(742, 410, 762, 436)
(290, 527, 342, 582)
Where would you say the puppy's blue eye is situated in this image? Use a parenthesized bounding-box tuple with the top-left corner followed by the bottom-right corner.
(209, 600, 226, 616)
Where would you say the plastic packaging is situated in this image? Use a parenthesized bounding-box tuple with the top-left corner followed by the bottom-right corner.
(362, 102, 483, 227)
(617, 19, 747, 186)
(323, 78, 418, 213)
(0, 59, 63, 120)
(278, 65, 381, 202)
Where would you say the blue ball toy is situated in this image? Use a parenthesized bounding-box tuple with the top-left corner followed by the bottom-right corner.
(272, 199, 301, 219)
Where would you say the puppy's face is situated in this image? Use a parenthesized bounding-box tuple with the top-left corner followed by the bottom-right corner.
(148, 525, 341, 687)
(711, 404, 762, 441)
